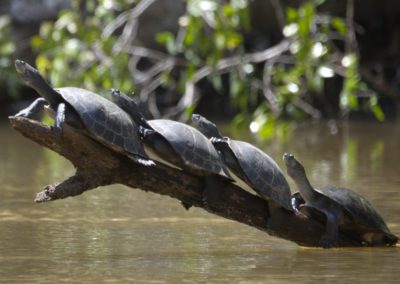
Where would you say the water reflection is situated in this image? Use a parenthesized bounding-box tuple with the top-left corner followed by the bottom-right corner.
(0, 120, 399, 282)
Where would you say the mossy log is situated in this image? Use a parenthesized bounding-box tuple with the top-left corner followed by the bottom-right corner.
(9, 116, 364, 247)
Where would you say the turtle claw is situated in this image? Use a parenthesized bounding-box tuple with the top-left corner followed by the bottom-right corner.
(181, 201, 192, 210)
(319, 233, 338, 248)
(291, 193, 305, 214)
(53, 103, 66, 136)
(209, 137, 218, 143)
(202, 176, 223, 210)
(138, 125, 155, 139)
(137, 158, 155, 167)
(15, 98, 48, 118)
(210, 137, 225, 144)
(202, 188, 211, 209)
(15, 108, 32, 118)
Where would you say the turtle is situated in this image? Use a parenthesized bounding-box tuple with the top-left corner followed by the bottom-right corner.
(13, 60, 154, 166)
(110, 89, 232, 208)
(283, 153, 398, 248)
(191, 114, 292, 212)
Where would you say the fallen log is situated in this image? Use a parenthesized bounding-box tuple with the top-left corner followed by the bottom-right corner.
(9, 116, 362, 247)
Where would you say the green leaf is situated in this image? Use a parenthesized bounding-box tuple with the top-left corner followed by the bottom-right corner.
(225, 32, 242, 49)
(155, 31, 174, 45)
(36, 55, 51, 74)
(210, 75, 222, 92)
(371, 104, 385, 121)
(286, 7, 298, 22)
(0, 41, 14, 54)
(370, 95, 385, 121)
(30, 35, 43, 49)
(332, 17, 347, 35)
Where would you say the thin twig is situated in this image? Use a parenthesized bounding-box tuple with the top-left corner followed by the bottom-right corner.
(262, 57, 280, 113)
(103, 0, 156, 38)
(345, 0, 358, 54)
(175, 40, 292, 113)
(270, 0, 286, 30)
(293, 98, 322, 119)
(126, 45, 170, 61)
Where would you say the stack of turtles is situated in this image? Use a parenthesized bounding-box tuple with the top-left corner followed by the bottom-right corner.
(191, 114, 292, 213)
(14, 59, 398, 248)
(14, 60, 154, 166)
(110, 89, 232, 209)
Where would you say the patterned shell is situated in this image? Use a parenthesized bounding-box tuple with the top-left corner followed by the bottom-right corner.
(148, 119, 229, 177)
(318, 186, 396, 237)
(228, 140, 292, 210)
(56, 87, 147, 158)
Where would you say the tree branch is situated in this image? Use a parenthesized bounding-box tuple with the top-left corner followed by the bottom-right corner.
(9, 116, 363, 247)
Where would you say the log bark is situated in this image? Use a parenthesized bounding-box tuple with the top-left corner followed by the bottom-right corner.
(9, 116, 363, 247)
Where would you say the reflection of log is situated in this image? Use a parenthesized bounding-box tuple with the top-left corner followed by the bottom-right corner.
(9, 116, 361, 247)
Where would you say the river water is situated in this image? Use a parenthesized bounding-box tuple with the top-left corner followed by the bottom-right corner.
(0, 119, 399, 283)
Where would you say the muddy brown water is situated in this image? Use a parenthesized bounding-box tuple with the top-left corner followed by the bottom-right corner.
(0, 119, 399, 283)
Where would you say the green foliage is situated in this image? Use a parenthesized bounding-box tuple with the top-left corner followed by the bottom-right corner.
(30, 0, 135, 95)
(23, 0, 384, 137)
(340, 54, 384, 121)
(154, 0, 383, 140)
(232, 1, 383, 137)
(156, 0, 249, 93)
(269, 1, 340, 120)
(0, 15, 20, 98)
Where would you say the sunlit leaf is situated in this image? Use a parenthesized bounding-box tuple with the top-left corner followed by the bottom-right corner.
(36, 55, 51, 74)
(286, 7, 298, 22)
(332, 17, 347, 35)
(0, 41, 14, 54)
(211, 75, 222, 92)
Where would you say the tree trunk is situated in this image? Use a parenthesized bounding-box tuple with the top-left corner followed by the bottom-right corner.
(9, 116, 364, 247)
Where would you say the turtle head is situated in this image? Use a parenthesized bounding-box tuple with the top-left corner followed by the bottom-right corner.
(110, 88, 150, 128)
(15, 60, 43, 88)
(138, 125, 156, 140)
(191, 114, 222, 139)
(283, 153, 306, 181)
(110, 88, 134, 109)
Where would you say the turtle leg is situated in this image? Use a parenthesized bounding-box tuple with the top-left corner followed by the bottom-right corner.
(181, 201, 192, 210)
(127, 154, 155, 167)
(291, 192, 305, 215)
(319, 212, 339, 248)
(181, 175, 221, 210)
(140, 126, 191, 209)
(54, 103, 66, 135)
(202, 175, 225, 209)
(15, 98, 48, 118)
(140, 127, 184, 167)
(266, 202, 287, 234)
(138, 126, 155, 140)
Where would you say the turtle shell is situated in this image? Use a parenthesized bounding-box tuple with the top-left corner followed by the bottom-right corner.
(57, 87, 147, 158)
(227, 140, 292, 210)
(292, 189, 398, 245)
(148, 119, 229, 177)
(318, 187, 398, 245)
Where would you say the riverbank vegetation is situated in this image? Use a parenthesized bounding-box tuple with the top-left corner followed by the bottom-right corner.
(1, 0, 398, 138)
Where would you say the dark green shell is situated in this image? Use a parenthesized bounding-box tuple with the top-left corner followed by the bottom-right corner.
(227, 140, 292, 210)
(293, 188, 398, 245)
(57, 87, 147, 158)
(148, 119, 229, 177)
(318, 187, 396, 238)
